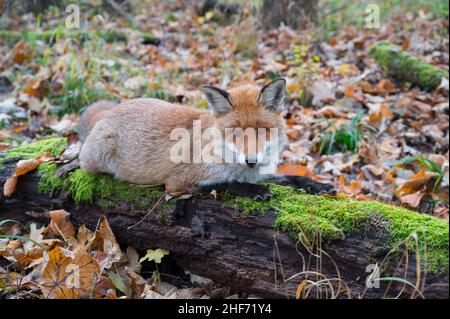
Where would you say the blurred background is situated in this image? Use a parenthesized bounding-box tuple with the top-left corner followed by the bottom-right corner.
(0, 0, 448, 217)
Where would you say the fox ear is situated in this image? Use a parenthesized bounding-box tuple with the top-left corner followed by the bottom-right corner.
(258, 78, 286, 112)
(202, 86, 232, 115)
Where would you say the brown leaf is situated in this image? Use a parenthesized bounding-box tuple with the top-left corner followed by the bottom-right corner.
(344, 85, 364, 102)
(49, 210, 75, 240)
(369, 103, 393, 125)
(400, 191, 424, 208)
(376, 79, 396, 93)
(11, 39, 33, 64)
(40, 246, 100, 299)
(15, 159, 41, 176)
(339, 176, 362, 196)
(397, 169, 439, 196)
(93, 219, 122, 271)
(69, 225, 95, 253)
(3, 174, 18, 197)
(3, 152, 55, 197)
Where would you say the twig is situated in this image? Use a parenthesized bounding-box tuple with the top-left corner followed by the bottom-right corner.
(104, 0, 138, 28)
(127, 193, 165, 230)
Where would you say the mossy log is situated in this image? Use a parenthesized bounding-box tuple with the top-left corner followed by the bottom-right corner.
(0, 30, 160, 47)
(0, 139, 448, 299)
(369, 41, 449, 90)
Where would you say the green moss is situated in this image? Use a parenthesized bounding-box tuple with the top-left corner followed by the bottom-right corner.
(3, 139, 448, 273)
(38, 162, 165, 210)
(2, 138, 165, 210)
(369, 41, 449, 90)
(0, 30, 158, 47)
(228, 184, 449, 273)
(1, 138, 67, 164)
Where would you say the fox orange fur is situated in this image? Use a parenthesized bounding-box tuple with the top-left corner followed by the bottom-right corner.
(78, 79, 288, 196)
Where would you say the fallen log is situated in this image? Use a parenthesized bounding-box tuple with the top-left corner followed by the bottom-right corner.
(0, 29, 160, 47)
(0, 138, 448, 298)
(369, 41, 448, 91)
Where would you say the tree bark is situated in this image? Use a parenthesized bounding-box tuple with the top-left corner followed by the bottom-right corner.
(0, 156, 448, 299)
(260, 0, 318, 30)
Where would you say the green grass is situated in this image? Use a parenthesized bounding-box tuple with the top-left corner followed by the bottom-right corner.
(319, 0, 449, 38)
(47, 74, 116, 115)
(0, 30, 158, 47)
(319, 114, 362, 155)
(396, 156, 445, 192)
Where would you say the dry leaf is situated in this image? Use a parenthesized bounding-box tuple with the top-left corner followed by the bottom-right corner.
(339, 176, 362, 196)
(15, 159, 41, 176)
(11, 39, 33, 64)
(3, 174, 18, 197)
(93, 219, 122, 271)
(277, 162, 309, 176)
(40, 246, 100, 299)
(397, 169, 439, 196)
(400, 191, 424, 208)
(49, 210, 75, 240)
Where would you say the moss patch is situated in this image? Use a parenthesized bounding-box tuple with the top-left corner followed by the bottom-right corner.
(1, 138, 165, 210)
(38, 163, 165, 210)
(369, 41, 449, 90)
(227, 184, 449, 273)
(1, 138, 67, 164)
(0, 30, 159, 47)
(3, 138, 448, 273)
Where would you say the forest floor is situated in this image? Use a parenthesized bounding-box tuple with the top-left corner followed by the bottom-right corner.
(0, 1, 448, 299)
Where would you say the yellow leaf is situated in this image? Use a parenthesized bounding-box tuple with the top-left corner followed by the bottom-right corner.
(139, 248, 169, 264)
(205, 11, 214, 21)
(337, 63, 360, 76)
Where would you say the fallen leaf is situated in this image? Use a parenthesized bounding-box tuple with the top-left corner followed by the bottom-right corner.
(3, 174, 18, 197)
(277, 162, 309, 176)
(11, 39, 33, 64)
(337, 64, 360, 76)
(15, 159, 41, 176)
(400, 191, 424, 208)
(339, 176, 362, 196)
(39, 246, 101, 299)
(93, 219, 122, 270)
(139, 248, 169, 264)
(397, 169, 439, 196)
(49, 210, 75, 240)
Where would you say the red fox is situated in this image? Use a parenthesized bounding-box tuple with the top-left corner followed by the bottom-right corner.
(78, 79, 333, 199)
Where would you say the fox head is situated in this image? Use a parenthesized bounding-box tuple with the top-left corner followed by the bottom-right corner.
(202, 79, 287, 170)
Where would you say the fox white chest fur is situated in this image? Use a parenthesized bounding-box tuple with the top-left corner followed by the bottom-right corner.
(78, 79, 287, 196)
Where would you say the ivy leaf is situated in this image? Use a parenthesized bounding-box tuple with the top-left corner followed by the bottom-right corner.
(139, 248, 169, 264)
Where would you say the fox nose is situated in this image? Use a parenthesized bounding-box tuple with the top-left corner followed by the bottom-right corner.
(245, 155, 257, 168)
